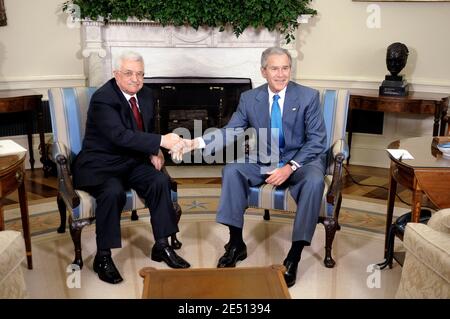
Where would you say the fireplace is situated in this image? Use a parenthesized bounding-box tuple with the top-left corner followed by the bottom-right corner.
(145, 77, 252, 164)
(145, 77, 251, 133)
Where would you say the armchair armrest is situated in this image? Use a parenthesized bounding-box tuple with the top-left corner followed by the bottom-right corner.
(331, 138, 349, 161)
(53, 142, 80, 209)
(326, 138, 349, 206)
(51, 141, 70, 164)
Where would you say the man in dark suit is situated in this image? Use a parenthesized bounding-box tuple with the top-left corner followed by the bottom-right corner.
(73, 51, 190, 284)
(172, 47, 327, 287)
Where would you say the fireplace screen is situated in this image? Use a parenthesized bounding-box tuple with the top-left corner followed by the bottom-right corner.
(144, 77, 252, 164)
(145, 77, 251, 133)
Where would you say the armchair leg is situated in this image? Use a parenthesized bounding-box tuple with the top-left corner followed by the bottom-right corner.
(263, 209, 270, 221)
(323, 217, 337, 268)
(131, 210, 139, 221)
(335, 194, 342, 231)
(56, 193, 67, 233)
(69, 218, 90, 269)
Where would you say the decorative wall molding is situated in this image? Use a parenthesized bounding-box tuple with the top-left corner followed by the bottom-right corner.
(0, 75, 86, 96)
(299, 76, 450, 94)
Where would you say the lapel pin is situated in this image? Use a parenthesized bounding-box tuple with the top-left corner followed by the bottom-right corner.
(292, 107, 297, 111)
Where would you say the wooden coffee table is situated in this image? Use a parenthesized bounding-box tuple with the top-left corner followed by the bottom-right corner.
(139, 265, 291, 299)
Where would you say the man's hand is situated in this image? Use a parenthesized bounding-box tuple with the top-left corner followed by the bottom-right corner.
(150, 149, 165, 171)
(265, 165, 293, 186)
(160, 133, 181, 150)
(169, 138, 198, 161)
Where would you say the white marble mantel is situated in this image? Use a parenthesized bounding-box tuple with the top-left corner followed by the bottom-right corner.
(80, 20, 302, 88)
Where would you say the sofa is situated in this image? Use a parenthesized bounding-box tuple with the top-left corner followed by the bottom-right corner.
(0, 230, 27, 298)
(395, 208, 450, 298)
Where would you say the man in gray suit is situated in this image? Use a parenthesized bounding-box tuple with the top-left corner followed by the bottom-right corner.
(173, 47, 327, 287)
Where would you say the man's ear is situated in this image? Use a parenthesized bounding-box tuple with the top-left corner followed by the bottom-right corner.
(260, 67, 267, 79)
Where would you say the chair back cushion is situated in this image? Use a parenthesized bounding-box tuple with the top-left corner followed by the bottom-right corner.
(48, 87, 97, 161)
(315, 88, 349, 175)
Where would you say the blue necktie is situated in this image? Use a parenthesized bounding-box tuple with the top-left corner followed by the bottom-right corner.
(271, 94, 284, 165)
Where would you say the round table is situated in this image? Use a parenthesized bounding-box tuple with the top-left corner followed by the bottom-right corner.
(0, 152, 32, 269)
(382, 136, 450, 266)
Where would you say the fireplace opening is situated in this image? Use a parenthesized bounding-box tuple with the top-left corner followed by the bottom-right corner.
(144, 77, 252, 164)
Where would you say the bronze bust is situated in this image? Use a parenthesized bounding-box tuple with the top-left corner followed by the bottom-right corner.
(379, 42, 409, 96)
(386, 42, 409, 78)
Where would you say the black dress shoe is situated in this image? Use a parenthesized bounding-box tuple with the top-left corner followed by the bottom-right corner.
(151, 244, 190, 268)
(217, 243, 247, 268)
(283, 259, 298, 288)
(93, 255, 123, 284)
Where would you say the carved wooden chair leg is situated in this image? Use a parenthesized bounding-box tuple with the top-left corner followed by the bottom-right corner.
(323, 217, 337, 268)
(131, 209, 139, 221)
(335, 194, 342, 231)
(69, 219, 85, 269)
(56, 193, 67, 233)
(171, 203, 182, 249)
(263, 209, 271, 221)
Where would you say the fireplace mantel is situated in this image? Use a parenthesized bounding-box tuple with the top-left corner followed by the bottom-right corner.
(80, 20, 304, 87)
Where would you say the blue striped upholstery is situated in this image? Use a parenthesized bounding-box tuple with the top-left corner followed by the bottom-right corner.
(48, 87, 178, 221)
(248, 89, 349, 218)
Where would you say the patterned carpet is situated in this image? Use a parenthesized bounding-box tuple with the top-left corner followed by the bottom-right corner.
(3, 190, 410, 237)
(3, 185, 407, 299)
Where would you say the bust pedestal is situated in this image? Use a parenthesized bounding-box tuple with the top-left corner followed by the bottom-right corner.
(379, 75, 409, 96)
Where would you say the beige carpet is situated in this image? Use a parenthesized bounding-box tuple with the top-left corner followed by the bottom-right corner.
(3, 187, 407, 299)
(17, 212, 402, 299)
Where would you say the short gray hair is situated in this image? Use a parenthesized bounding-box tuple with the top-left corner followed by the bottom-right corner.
(113, 51, 144, 71)
(260, 47, 292, 69)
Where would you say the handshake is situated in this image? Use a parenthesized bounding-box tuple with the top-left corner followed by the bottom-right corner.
(161, 133, 199, 161)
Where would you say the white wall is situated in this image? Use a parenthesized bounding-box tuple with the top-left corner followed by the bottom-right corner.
(0, 0, 85, 94)
(1, 0, 449, 168)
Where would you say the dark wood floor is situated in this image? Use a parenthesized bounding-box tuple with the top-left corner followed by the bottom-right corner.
(2, 164, 417, 208)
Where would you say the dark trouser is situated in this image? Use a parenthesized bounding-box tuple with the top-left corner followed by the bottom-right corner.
(80, 163, 178, 250)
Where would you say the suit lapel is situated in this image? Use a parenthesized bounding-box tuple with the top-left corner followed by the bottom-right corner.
(255, 85, 270, 129)
(282, 82, 300, 145)
(137, 91, 151, 132)
(111, 80, 138, 130)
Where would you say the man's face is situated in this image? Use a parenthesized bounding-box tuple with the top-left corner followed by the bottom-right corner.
(261, 53, 291, 93)
(386, 55, 407, 76)
(113, 59, 145, 95)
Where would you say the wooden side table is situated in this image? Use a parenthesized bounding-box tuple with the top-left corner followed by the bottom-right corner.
(139, 265, 290, 299)
(381, 136, 450, 267)
(0, 152, 32, 269)
(0, 90, 46, 171)
(348, 89, 449, 162)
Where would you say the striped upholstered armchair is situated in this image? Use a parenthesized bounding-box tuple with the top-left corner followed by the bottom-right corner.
(247, 89, 349, 268)
(47, 87, 182, 268)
